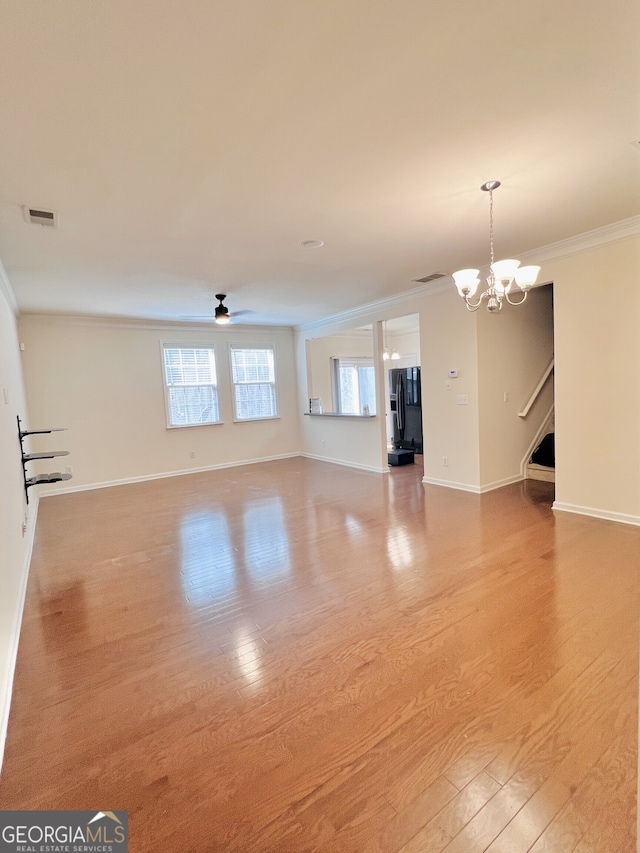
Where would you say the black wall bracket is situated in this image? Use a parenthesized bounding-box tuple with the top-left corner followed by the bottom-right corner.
(18, 416, 71, 504)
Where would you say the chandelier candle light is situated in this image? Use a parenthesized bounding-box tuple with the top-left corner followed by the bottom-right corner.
(382, 321, 400, 361)
(452, 181, 541, 313)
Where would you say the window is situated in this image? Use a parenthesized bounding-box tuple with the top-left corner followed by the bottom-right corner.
(230, 345, 278, 420)
(162, 345, 220, 427)
(333, 357, 377, 415)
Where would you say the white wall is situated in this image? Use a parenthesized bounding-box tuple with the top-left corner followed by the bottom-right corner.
(477, 284, 554, 490)
(296, 316, 387, 472)
(18, 316, 301, 492)
(296, 287, 483, 486)
(547, 236, 640, 524)
(0, 278, 37, 772)
(419, 288, 481, 490)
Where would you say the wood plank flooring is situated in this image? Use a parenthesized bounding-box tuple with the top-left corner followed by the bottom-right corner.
(0, 457, 638, 852)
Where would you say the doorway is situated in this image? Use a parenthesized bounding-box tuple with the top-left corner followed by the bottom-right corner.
(382, 314, 421, 454)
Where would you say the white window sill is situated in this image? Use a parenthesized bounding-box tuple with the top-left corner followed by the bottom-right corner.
(232, 415, 280, 423)
(166, 421, 224, 430)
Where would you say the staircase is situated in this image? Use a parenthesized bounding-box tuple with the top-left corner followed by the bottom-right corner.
(519, 359, 555, 484)
(526, 428, 555, 483)
(527, 459, 555, 482)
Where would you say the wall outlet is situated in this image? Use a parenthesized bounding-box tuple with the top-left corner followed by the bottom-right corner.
(445, 380, 452, 390)
(189, 451, 196, 459)
(64, 466, 72, 475)
(321, 439, 326, 447)
(503, 391, 510, 402)
(442, 456, 449, 467)
(456, 394, 469, 405)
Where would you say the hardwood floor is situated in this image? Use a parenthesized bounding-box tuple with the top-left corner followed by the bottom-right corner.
(1, 457, 637, 852)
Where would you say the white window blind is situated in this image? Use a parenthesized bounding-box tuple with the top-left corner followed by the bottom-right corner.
(230, 346, 278, 420)
(162, 346, 220, 427)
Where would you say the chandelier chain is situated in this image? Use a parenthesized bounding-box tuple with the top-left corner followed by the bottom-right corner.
(489, 188, 495, 268)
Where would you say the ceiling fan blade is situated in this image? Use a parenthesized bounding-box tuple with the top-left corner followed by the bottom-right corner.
(178, 314, 215, 321)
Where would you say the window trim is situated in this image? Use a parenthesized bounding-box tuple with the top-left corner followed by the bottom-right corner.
(228, 342, 279, 423)
(332, 356, 377, 415)
(160, 341, 223, 429)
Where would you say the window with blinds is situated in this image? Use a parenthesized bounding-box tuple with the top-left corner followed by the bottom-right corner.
(230, 345, 278, 421)
(162, 345, 220, 427)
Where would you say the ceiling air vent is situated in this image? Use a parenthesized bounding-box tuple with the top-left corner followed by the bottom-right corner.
(23, 207, 57, 227)
(413, 272, 446, 283)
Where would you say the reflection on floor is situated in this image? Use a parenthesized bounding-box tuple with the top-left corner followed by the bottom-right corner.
(1, 457, 637, 852)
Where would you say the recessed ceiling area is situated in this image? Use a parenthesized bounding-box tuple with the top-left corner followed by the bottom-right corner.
(0, 1, 638, 326)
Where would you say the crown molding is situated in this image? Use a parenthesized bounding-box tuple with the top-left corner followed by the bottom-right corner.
(297, 215, 640, 334)
(0, 258, 18, 315)
(297, 278, 450, 334)
(17, 313, 294, 334)
(518, 214, 640, 265)
(12, 216, 640, 336)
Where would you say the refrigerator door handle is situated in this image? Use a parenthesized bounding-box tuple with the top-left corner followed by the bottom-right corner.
(396, 374, 404, 432)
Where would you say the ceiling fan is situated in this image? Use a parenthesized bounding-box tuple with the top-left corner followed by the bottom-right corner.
(179, 293, 250, 324)
(214, 293, 231, 324)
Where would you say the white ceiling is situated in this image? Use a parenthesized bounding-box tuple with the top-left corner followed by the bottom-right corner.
(1, 1, 639, 327)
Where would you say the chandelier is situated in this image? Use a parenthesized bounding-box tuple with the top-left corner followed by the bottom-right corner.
(382, 321, 400, 360)
(452, 181, 540, 313)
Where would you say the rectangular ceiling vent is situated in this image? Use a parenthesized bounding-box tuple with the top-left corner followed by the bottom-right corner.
(413, 272, 446, 283)
(23, 206, 57, 227)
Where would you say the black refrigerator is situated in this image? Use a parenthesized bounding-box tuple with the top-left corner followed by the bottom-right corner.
(389, 367, 423, 453)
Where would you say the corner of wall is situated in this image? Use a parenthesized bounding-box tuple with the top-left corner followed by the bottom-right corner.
(0, 492, 38, 775)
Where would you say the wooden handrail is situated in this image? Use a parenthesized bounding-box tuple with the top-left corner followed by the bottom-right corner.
(518, 360, 554, 418)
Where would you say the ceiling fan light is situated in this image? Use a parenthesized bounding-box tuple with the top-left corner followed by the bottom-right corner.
(215, 304, 231, 324)
(214, 293, 231, 324)
(452, 269, 480, 297)
(514, 265, 541, 291)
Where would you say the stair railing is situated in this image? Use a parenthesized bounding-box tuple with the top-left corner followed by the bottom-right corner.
(518, 360, 554, 419)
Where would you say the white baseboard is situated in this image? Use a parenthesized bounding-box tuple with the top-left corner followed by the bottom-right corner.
(422, 476, 481, 493)
(552, 501, 640, 527)
(0, 494, 39, 775)
(40, 453, 301, 497)
(423, 473, 525, 494)
(479, 474, 525, 493)
(301, 453, 389, 474)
